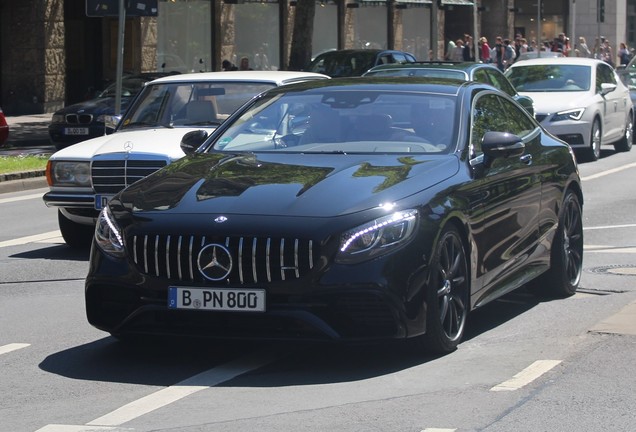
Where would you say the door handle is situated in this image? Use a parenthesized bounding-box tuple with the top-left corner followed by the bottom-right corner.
(520, 154, 532, 165)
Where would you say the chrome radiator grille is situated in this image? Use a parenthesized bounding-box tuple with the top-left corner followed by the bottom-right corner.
(92, 159, 168, 194)
(65, 113, 93, 124)
(129, 234, 318, 284)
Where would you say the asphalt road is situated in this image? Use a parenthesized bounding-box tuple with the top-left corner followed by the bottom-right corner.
(1, 146, 636, 432)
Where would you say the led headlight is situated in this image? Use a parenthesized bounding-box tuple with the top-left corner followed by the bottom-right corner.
(336, 209, 418, 264)
(551, 108, 585, 122)
(95, 206, 125, 258)
(48, 161, 91, 187)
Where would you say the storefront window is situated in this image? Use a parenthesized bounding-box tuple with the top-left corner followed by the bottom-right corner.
(402, 7, 431, 60)
(354, 4, 388, 49)
(233, 3, 280, 70)
(157, 0, 212, 73)
(313, 3, 338, 59)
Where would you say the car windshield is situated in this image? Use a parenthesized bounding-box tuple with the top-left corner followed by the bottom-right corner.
(119, 81, 276, 130)
(365, 68, 467, 80)
(307, 51, 378, 77)
(506, 64, 591, 92)
(98, 77, 149, 98)
(210, 89, 457, 154)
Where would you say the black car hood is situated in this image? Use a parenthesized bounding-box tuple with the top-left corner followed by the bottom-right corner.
(118, 152, 460, 218)
(55, 96, 131, 116)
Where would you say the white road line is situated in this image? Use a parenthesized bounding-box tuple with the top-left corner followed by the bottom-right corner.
(420, 429, 457, 432)
(87, 351, 279, 427)
(581, 162, 636, 181)
(490, 360, 562, 392)
(35, 425, 124, 432)
(0, 230, 61, 248)
(584, 223, 636, 231)
(0, 343, 30, 355)
(0, 192, 45, 205)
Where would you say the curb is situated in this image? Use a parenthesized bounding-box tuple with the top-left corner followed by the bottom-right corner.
(0, 172, 48, 194)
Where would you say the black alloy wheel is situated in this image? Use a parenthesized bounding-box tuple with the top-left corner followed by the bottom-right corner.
(420, 224, 469, 354)
(531, 190, 583, 298)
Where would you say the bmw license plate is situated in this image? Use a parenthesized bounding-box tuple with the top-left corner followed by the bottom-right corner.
(64, 127, 89, 135)
(168, 287, 266, 312)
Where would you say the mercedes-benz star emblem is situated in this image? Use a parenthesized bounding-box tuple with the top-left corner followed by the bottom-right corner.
(197, 244, 233, 281)
(124, 141, 134, 152)
(214, 216, 228, 223)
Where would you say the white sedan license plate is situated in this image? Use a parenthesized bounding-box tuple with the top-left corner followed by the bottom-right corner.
(95, 194, 113, 210)
(64, 127, 89, 135)
(168, 287, 266, 312)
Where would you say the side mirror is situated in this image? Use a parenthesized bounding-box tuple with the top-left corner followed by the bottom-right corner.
(481, 131, 525, 168)
(180, 130, 208, 155)
(104, 114, 122, 131)
(600, 82, 617, 95)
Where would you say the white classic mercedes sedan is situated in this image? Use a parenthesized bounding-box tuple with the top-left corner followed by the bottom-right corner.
(43, 71, 329, 248)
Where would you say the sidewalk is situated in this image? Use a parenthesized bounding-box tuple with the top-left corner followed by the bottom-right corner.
(0, 113, 54, 193)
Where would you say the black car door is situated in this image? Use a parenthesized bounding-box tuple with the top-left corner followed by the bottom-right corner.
(468, 92, 542, 303)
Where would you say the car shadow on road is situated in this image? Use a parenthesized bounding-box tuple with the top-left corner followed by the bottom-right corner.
(11, 243, 90, 262)
(38, 288, 545, 387)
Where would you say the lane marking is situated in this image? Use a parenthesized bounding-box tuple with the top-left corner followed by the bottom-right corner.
(87, 351, 279, 427)
(0, 343, 30, 355)
(0, 230, 61, 248)
(0, 192, 45, 205)
(421, 429, 457, 432)
(490, 360, 562, 392)
(35, 426, 124, 432)
(584, 223, 636, 231)
(581, 161, 636, 181)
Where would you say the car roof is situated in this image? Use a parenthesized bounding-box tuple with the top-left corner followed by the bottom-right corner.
(364, 61, 500, 77)
(259, 76, 477, 97)
(148, 70, 330, 85)
(507, 57, 605, 67)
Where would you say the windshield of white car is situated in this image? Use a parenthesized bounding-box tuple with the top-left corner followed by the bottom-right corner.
(506, 65, 592, 92)
(119, 81, 277, 131)
(209, 90, 457, 154)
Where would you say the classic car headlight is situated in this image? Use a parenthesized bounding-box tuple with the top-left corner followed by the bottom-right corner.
(51, 114, 65, 123)
(336, 209, 418, 264)
(47, 161, 91, 187)
(551, 108, 585, 122)
(95, 206, 125, 258)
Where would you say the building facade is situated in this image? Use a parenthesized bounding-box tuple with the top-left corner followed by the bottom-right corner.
(0, 0, 633, 116)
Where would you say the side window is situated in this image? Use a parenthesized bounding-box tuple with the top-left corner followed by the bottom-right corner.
(596, 63, 615, 92)
(471, 93, 536, 157)
(473, 69, 490, 86)
(393, 53, 407, 64)
(378, 54, 394, 65)
(486, 70, 517, 97)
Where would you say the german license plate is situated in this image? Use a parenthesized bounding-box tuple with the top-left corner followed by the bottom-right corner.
(64, 127, 89, 135)
(168, 287, 266, 312)
(95, 194, 113, 210)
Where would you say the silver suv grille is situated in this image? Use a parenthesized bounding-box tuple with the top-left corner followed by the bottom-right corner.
(92, 158, 168, 194)
(129, 234, 318, 285)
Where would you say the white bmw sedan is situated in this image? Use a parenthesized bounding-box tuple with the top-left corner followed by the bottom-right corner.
(505, 57, 633, 161)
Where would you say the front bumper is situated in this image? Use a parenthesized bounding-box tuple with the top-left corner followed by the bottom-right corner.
(85, 240, 430, 343)
(536, 115, 592, 150)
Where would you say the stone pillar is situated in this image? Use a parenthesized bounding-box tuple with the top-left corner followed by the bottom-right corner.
(1, 0, 65, 115)
(140, 17, 158, 73)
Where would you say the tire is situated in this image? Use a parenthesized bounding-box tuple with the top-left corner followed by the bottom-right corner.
(530, 191, 583, 298)
(614, 113, 633, 153)
(58, 209, 95, 249)
(584, 118, 602, 161)
(413, 224, 470, 354)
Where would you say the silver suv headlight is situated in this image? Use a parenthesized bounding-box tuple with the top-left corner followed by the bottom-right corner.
(47, 161, 91, 187)
(336, 209, 418, 264)
(95, 206, 125, 258)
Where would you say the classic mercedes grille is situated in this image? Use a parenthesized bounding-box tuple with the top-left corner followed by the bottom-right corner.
(65, 113, 93, 124)
(129, 234, 319, 285)
(92, 159, 168, 194)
